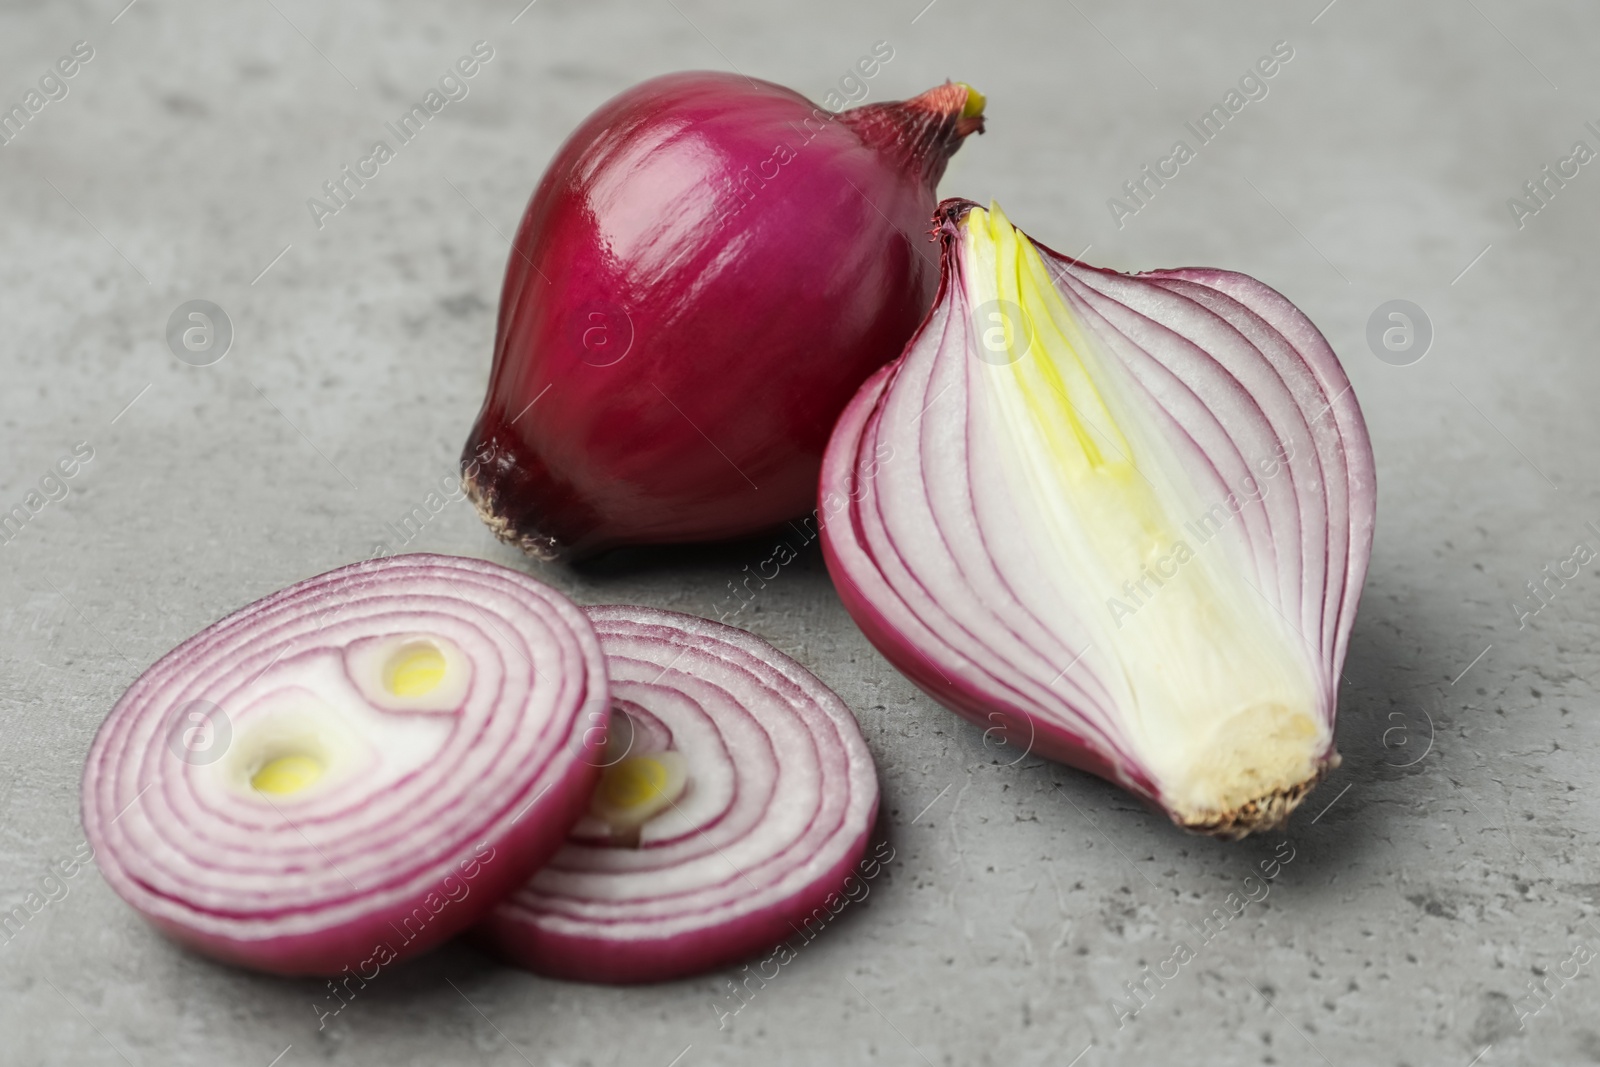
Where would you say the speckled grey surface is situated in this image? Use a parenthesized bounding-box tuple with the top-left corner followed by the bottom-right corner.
(2, 0, 1597, 1064)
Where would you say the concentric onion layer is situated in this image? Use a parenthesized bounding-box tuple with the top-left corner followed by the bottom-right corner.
(820, 200, 1375, 838)
(478, 606, 879, 983)
(81, 553, 609, 975)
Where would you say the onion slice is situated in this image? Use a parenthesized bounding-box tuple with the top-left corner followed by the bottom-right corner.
(820, 200, 1375, 838)
(477, 606, 880, 983)
(80, 553, 609, 975)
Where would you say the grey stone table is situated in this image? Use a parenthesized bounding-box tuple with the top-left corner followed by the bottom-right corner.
(2, 0, 1596, 1063)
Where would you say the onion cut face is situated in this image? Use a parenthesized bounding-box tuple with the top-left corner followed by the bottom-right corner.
(81, 554, 609, 975)
(477, 606, 880, 983)
(821, 201, 1375, 839)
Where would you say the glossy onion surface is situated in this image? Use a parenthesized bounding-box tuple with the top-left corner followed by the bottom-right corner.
(463, 72, 982, 560)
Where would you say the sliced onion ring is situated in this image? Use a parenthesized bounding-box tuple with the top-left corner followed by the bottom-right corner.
(820, 200, 1375, 839)
(81, 553, 609, 976)
(477, 606, 880, 984)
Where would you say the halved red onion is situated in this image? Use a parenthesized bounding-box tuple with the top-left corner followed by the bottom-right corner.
(81, 553, 608, 975)
(477, 606, 879, 983)
(820, 200, 1375, 838)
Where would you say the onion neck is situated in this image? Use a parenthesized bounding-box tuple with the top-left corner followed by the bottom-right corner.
(837, 82, 985, 191)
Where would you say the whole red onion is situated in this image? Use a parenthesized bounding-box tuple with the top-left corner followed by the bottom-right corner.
(462, 71, 983, 560)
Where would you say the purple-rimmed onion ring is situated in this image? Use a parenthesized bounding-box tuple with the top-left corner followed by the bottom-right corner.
(81, 553, 608, 975)
(477, 606, 879, 983)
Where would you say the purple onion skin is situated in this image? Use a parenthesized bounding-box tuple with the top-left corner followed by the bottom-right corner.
(463, 72, 982, 561)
